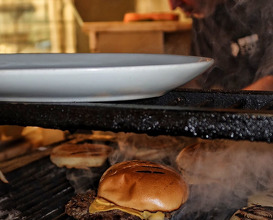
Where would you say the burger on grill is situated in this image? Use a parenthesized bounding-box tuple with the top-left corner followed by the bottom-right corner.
(66, 160, 189, 220)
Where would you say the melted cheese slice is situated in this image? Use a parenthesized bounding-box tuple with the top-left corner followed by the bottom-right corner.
(89, 197, 165, 220)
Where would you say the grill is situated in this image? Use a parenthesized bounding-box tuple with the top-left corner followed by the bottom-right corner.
(1, 88, 273, 220)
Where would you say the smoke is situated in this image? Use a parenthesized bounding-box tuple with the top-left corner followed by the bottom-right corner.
(64, 138, 116, 193)
(174, 139, 273, 219)
(64, 133, 195, 194)
(66, 168, 103, 194)
(108, 132, 196, 168)
(65, 133, 199, 192)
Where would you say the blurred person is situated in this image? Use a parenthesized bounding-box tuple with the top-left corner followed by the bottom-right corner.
(169, 0, 273, 91)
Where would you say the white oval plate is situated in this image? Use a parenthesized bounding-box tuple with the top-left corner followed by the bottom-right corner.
(0, 53, 213, 102)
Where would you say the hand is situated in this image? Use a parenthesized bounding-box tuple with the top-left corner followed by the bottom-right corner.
(243, 75, 273, 91)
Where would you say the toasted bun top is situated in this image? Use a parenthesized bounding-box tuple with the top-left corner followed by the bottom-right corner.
(97, 160, 189, 212)
(51, 143, 112, 158)
(50, 143, 112, 169)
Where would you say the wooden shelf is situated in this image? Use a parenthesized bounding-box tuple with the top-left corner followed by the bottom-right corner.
(82, 21, 192, 53)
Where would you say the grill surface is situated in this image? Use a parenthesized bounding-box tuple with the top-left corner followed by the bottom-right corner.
(1, 89, 273, 142)
(0, 156, 238, 220)
(0, 157, 74, 220)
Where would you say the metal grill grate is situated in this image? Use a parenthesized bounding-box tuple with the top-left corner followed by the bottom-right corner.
(0, 157, 74, 220)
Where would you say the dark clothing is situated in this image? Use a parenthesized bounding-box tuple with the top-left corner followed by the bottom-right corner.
(191, 0, 273, 90)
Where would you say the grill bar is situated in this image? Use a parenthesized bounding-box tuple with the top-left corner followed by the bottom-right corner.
(25, 187, 73, 220)
(0, 157, 74, 220)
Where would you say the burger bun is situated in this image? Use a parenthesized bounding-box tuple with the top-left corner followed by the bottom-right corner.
(98, 160, 189, 212)
(50, 143, 112, 169)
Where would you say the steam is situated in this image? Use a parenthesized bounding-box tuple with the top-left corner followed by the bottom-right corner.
(64, 137, 117, 193)
(66, 169, 102, 194)
(174, 139, 273, 219)
(108, 132, 196, 168)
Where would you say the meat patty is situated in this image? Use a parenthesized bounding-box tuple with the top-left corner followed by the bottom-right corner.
(66, 190, 96, 220)
(65, 190, 141, 220)
(82, 209, 142, 220)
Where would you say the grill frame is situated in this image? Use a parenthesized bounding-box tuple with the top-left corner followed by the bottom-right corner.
(0, 89, 273, 142)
